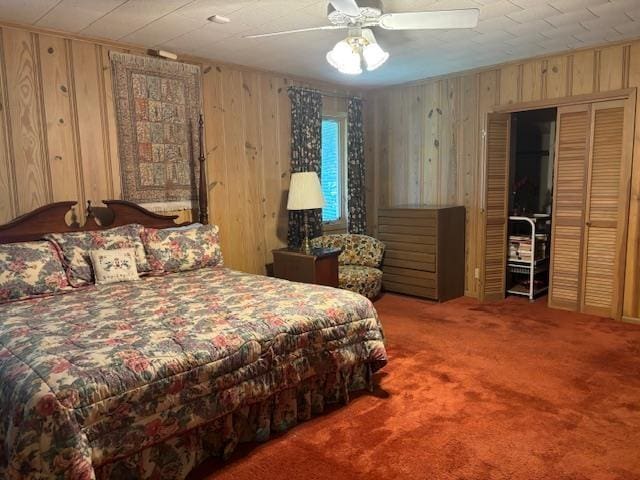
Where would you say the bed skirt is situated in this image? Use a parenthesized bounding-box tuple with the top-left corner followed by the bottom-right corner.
(95, 362, 375, 480)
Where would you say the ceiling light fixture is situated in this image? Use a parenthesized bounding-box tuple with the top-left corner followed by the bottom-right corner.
(326, 28, 388, 75)
(326, 39, 362, 75)
(244, 1, 479, 76)
(361, 28, 388, 71)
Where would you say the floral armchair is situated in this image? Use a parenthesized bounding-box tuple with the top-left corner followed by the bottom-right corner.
(310, 234, 385, 299)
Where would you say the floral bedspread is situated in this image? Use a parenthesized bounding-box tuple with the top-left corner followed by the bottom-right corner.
(0, 268, 387, 479)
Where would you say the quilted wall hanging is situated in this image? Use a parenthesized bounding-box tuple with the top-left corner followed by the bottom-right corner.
(110, 52, 201, 212)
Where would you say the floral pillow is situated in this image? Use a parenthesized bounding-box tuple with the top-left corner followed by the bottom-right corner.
(90, 248, 139, 285)
(45, 224, 150, 286)
(0, 241, 70, 304)
(142, 224, 223, 273)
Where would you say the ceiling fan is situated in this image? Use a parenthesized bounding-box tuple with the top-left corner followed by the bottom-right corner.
(244, 0, 480, 75)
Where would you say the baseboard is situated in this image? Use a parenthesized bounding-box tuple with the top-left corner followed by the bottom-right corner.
(621, 316, 640, 325)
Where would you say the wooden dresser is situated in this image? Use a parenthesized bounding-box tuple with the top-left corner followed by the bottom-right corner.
(378, 206, 465, 301)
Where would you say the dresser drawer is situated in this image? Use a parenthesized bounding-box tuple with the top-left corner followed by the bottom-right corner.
(378, 216, 436, 228)
(378, 232, 435, 246)
(382, 280, 436, 299)
(383, 264, 437, 291)
(383, 257, 434, 271)
(384, 250, 435, 272)
(383, 266, 437, 282)
(383, 272, 436, 290)
(379, 224, 436, 236)
(382, 241, 435, 255)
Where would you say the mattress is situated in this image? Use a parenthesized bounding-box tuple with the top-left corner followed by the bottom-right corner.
(0, 267, 387, 479)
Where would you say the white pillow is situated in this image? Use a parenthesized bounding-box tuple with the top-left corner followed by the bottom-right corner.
(90, 248, 139, 285)
(162, 222, 203, 232)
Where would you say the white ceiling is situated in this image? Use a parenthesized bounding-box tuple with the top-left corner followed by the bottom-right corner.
(2, 0, 640, 86)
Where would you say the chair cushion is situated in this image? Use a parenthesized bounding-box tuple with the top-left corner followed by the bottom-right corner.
(339, 265, 383, 299)
(311, 234, 384, 267)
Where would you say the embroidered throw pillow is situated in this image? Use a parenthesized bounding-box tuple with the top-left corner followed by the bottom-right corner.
(142, 224, 223, 273)
(90, 248, 139, 285)
(0, 241, 70, 304)
(46, 224, 150, 286)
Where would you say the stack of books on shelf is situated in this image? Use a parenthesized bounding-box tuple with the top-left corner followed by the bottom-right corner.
(509, 234, 547, 262)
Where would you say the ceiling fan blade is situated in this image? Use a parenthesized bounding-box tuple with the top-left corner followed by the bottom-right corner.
(379, 9, 480, 30)
(244, 25, 348, 39)
(329, 0, 361, 17)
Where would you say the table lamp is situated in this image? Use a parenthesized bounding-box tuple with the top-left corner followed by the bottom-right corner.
(287, 171, 325, 253)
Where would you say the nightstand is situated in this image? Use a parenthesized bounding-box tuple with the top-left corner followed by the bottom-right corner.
(272, 247, 341, 287)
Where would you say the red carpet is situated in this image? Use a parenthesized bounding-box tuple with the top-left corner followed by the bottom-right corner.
(191, 294, 640, 480)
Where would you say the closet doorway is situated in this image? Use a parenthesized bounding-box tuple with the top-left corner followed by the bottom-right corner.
(506, 109, 556, 301)
(480, 91, 635, 319)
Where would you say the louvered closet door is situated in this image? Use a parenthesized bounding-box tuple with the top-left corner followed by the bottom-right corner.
(481, 112, 511, 301)
(548, 105, 590, 311)
(581, 100, 631, 318)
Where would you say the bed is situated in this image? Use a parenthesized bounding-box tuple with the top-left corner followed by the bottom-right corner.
(0, 200, 387, 480)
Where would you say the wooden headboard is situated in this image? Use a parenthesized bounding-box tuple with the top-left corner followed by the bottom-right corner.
(0, 200, 189, 244)
(0, 114, 208, 244)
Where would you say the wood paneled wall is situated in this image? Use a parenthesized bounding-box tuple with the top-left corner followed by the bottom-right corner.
(202, 67, 349, 274)
(3, 22, 639, 318)
(364, 40, 640, 320)
(0, 24, 352, 276)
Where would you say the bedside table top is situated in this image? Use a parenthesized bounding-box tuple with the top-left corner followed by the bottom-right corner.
(273, 247, 341, 259)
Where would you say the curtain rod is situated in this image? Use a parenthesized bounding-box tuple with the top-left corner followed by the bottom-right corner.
(289, 86, 364, 101)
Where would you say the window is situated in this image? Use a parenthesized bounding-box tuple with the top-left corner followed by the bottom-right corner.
(321, 117, 346, 224)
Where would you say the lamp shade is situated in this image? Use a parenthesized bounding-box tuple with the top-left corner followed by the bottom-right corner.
(287, 172, 325, 210)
